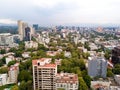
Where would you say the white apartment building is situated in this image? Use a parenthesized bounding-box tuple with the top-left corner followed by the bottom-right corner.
(32, 58, 57, 90)
(0, 74, 8, 86)
(0, 33, 19, 47)
(5, 55, 15, 65)
(25, 41, 38, 49)
(56, 72, 79, 90)
(8, 63, 19, 83)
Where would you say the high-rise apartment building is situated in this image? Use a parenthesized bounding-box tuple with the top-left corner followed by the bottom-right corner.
(32, 58, 57, 90)
(18, 20, 24, 40)
(25, 27, 31, 41)
(18, 20, 23, 35)
(18, 20, 35, 41)
(88, 56, 107, 78)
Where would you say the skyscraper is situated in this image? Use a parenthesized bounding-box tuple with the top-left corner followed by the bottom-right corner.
(17, 20, 28, 40)
(18, 20, 35, 41)
(32, 58, 57, 90)
(18, 20, 22, 35)
(25, 27, 31, 41)
(33, 24, 39, 30)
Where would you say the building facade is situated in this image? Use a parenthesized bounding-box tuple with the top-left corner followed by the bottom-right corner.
(18, 20, 27, 40)
(25, 27, 31, 41)
(112, 46, 120, 64)
(18, 20, 36, 41)
(33, 24, 39, 30)
(56, 72, 79, 90)
(0, 74, 8, 86)
(25, 41, 38, 49)
(8, 63, 19, 83)
(88, 56, 107, 78)
(32, 58, 57, 90)
(114, 75, 120, 86)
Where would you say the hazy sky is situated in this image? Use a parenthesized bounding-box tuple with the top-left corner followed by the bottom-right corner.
(0, 0, 120, 26)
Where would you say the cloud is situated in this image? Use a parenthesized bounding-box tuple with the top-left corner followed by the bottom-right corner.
(0, 19, 16, 24)
(32, 0, 75, 8)
(0, 0, 120, 26)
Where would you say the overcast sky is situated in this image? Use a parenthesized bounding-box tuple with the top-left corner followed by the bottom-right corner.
(0, 0, 120, 26)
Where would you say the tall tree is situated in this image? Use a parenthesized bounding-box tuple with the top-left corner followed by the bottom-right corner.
(79, 77, 88, 90)
(83, 75, 91, 88)
(19, 81, 27, 90)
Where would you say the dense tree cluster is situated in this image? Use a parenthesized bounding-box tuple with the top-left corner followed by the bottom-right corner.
(113, 64, 120, 74)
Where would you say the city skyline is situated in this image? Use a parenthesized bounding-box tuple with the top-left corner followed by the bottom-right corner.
(0, 0, 120, 26)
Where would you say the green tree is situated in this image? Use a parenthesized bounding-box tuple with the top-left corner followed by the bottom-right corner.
(83, 75, 91, 88)
(0, 56, 6, 66)
(38, 44, 48, 51)
(19, 81, 27, 90)
(79, 77, 88, 90)
(15, 51, 22, 57)
(82, 52, 90, 59)
(57, 88, 65, 90)
(71, 67, 82, 77)
(19, 41, 25, 50)
(18, 70, 32, 82)
(113, 64, 120, 74)
(107, 68, 114, 77)
(0, 49, 6, 54)
(7, 60, 16, 67)
(9, 47, 17, 53)
(104, 52, 110, 60)
(26, 80, 33, 90)
(11, 85, 19, 90)
(84, 42, 90, 51)
(79, 59, 86, 70)
(0, 67, 8, 74)
(104, 49, 111, 60)
(1, 56, 6, 64)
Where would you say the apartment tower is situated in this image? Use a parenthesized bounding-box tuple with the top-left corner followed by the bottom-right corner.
(32, 58, 57, 90)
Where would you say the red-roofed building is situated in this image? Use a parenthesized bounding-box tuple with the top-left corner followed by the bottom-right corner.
(56, 72, 79, 90)
(32, 58, 57, 90)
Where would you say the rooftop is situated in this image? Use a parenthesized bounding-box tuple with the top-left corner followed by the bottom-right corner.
(32, 58, 56, 68)
(56, 72, 78, 83)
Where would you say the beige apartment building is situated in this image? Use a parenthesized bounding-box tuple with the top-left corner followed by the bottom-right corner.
(32, 58, 57, 90)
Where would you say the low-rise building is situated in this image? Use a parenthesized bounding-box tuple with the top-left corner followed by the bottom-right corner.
(91, 81, 111, 90)
(5, 55, 15, 65)
(109, 86, 120, 90)
(0, 74, 8, 86)
(8, 63, 19, 83)
(114, 75, 120, 86)
(55, 59, 62, 66)
(22, 52, 30, 58)
(64, 51, 71, 58)
(25, 41, 38, 49)
(56, 72, 79, 90)
(89, 43, 98, 51)
(46, 51, 59, 56)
